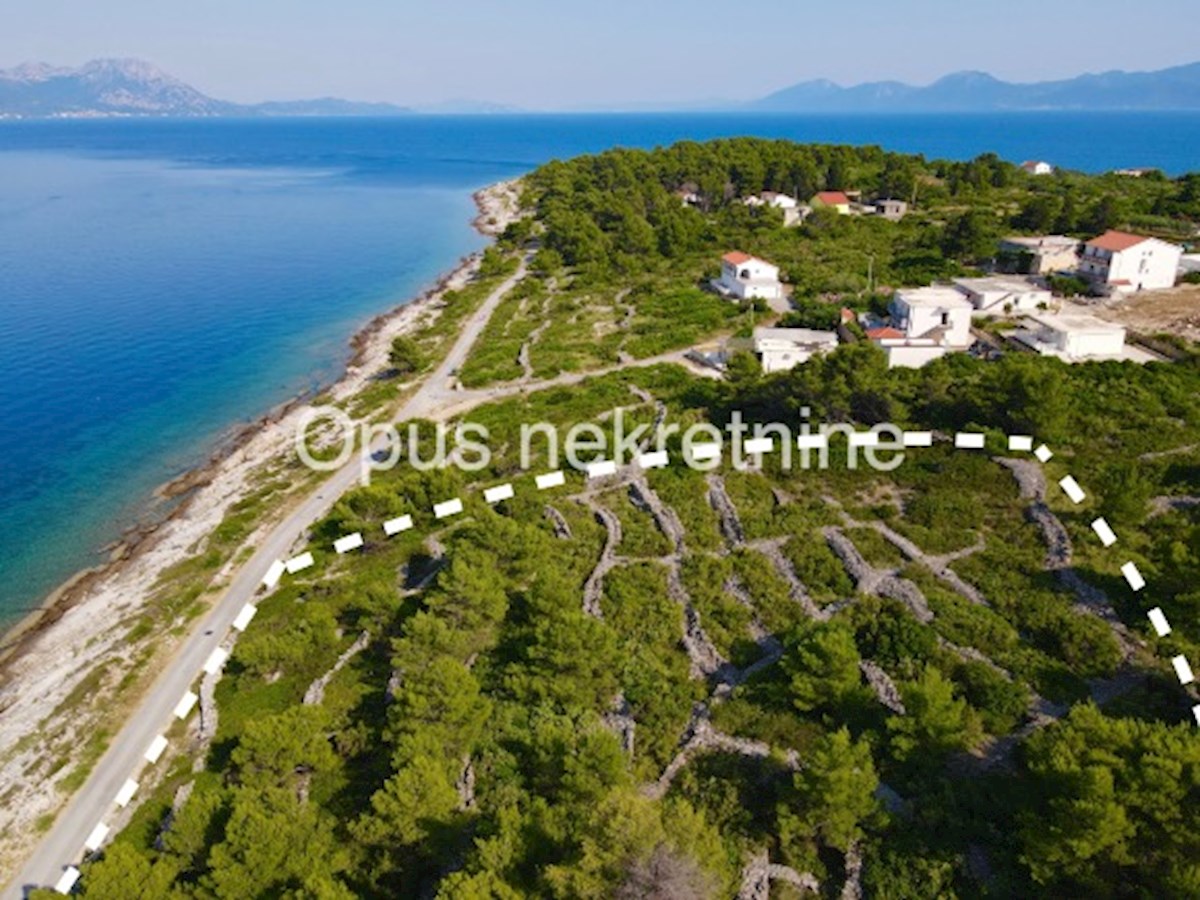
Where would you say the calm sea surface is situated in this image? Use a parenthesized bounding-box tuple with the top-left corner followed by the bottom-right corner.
(1, 112, 1198, 627)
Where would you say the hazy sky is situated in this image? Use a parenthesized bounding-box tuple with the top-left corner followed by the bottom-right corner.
(4, 0, 1198, 108)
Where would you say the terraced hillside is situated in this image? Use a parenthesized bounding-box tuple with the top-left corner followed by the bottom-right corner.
(57, 357, 1200, 899)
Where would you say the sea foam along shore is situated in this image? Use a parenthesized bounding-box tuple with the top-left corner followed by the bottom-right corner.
(0, 178, 523, 877)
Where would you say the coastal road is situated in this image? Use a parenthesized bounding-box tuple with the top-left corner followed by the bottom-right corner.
(7, 260, 528, 898)
(8, 251, 722, 896)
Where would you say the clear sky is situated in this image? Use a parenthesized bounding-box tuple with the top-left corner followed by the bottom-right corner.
(4, 0, 1198, 109)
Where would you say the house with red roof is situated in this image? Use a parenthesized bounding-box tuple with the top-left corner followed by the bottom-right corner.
(713, 251, 783, 301)
(863, 286, 976, 369)
(1021, 160, 1054, 176)
(811, 191, 852, 215)
(1079, 230, 1183, 292)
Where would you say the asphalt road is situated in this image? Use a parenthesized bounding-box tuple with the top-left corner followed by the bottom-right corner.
(6, 260, 527, 898)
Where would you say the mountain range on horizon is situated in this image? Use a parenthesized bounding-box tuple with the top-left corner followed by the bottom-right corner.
(2, 57, 1200, 119)
(754, 61, 1200, 112)
(0, 59, 440, 118)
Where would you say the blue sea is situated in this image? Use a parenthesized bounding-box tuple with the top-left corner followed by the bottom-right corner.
(1, 112, 1198, 629)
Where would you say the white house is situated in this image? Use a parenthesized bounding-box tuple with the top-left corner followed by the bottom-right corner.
(866, 326, 949, 369)
(890, 286, 974, 348)
(713, 252, 784, 301)
(1015, 314, 1126, 361)
(953, 276, 1052, 315)
(761, 191, 799, 210)
(751, 327, 838, 373)
(1079, 230, 1183, 292)
(998, 235, 1080, 275)
(1021, 160, 1054, 176)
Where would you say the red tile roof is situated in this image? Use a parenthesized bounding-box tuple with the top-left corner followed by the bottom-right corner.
(1087, 230, 1149, 252)
(723, 251, 753, 264)
(815, 191, 851, 206)
(866, 326, 905, 340)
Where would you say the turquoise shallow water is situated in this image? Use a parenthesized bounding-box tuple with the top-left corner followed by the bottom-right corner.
(0, 112, 1197, 627)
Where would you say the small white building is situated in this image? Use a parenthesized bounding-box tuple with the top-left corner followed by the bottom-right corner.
(953, 276, 1052, 316)
(713, 252, 784, 301)
(872, 198, 908, 221)
(999, 235, 1080, 275)
(890, 286, 974, 348)
(760, 191, 799, 210)
(1079, 230, 1183, 292)
(1015, 314, 1126, 361)
(1021, 160, 1055, 176)
(751, 327, 838, 373)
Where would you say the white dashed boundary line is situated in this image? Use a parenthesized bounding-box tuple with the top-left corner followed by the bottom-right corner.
(172, 691, 198, 720)
(1059, 475, 1086, 504)
(1148, 608, 1172, 637)
(113, 779, 137, 809)
(536, 470, 565, 490)
(83, 823, 109, 853)
(483, 483, 514, 503)
(586, 460, 618, 479)
(333, 532, 364, 554)
(383, 514, 413, 536)
(1121, 562, 1146, 592)
(143, 735, 168, 765)
(53, 867, 81, 894)
(285, 552, 314, 574)
(62, 428, 1198, 896)
(1091, 518, 1118, 547)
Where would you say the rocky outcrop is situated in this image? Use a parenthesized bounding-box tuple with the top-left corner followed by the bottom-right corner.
(581, 500, 623, 620)
(860, 660, 906, 714)
(707, 474, 746, 546)
(737, 851, 821, 899)
(543, 505, 573, 540)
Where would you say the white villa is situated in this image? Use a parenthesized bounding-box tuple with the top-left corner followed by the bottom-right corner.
(866, 326, 949, 369)
(865, 287, 974, 368)
(1015, 314, 1126, 361)
(1021, 160, 1055, 176)
(890, 287, 974, 348)
(1079, 230, 1183, 292)
(998, 235, 1080, 275)
(746, 192, 806, 225)
(751, 327, 838, 373)
(953, 276, 1052, 316)
(713, 252, 784, 301)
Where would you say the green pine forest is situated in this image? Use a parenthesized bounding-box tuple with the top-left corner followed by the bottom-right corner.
(57, 139, 1200, 899)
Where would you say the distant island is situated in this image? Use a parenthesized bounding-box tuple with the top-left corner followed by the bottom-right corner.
(0, 58, 416, 119)
(3, 57, 1200, 119)
(753, 61, 1200, 112)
